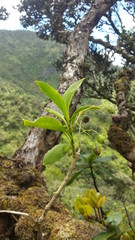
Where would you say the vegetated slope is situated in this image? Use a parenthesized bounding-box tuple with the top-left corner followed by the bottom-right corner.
(0, 30, 63, 155)
(0, 30, 63, 94)
(0, 79, 46, 155)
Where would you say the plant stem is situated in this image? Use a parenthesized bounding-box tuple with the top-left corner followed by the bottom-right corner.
(0, 210, 29, 216)
(97, 208, 102, 223)
(93, 208, 98, 221)
(37, 223, 42, 240)
(36, 124, 80, 239)
(132, 170, 135, 192)
(37, 128, 80, 237)
(90, 164, 99, 192)
(36, 157, 80, 239)
(121, 198, 135, 234)
(90, 164, 104, 218)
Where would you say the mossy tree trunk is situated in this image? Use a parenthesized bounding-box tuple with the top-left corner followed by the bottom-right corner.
(108, 70, 135, 164)
(13, 0, 117, 171)
(108, 70, 135, 191)
(0, 156, 101, 239)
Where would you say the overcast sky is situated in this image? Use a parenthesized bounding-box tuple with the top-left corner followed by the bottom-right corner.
(0, 0, 25, 30)
(0, 0, 135, 31)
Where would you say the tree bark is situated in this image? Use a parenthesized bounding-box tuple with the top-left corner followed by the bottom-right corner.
(108, 70, 135, 164)
(13, 0, 117, 170)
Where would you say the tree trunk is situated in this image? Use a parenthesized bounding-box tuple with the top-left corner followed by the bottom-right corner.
(13, 0, 117, 171)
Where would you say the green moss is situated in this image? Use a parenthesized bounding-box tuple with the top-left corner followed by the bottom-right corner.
(1, 199, 9, 209)
(108, 124, 135, 159)
(0, 180, 20, 195)
(15, 216, 37, 240)
(18, 186, 50, 210)
(114, 69, 133, 93)
(114, 77, 129, 92)
(47, 211, 100, 240)
(0, 156, 100, 239)
(118, 69, 133, 80)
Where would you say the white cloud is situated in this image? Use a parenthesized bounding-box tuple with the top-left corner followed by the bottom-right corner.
(120, 12, 135, 30)
(0, 0, 24, 30)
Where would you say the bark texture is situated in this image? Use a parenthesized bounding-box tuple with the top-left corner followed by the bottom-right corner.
(108, 70, 135, 164)
(13, 0, 117, 170)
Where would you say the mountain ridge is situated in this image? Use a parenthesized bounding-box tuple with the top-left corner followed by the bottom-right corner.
(0, 29, 63, 95)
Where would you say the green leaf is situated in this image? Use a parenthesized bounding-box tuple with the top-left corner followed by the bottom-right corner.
(62, 145, 70, 154)
(23, 116, 66, 132)
(76, 162, 90, 169)
(105, 212, 123, 226)
(94, 156, 112, 163)
(45, 108, 66, 124)
(97, 196, 106, 208)
(43, 143, 69, 165)
(74, 199, 83, 212)
(93, 231, 115, 240)
(35, 81, 68, 119)
(71, 105, 102, 124)
(107, 107, 115, 114)
(63, 79, 84, 112)
(84, 204, 93, 216)
(66, 169, 85, 186)
(86, 153, 98, 164)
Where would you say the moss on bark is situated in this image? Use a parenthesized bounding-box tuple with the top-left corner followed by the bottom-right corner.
(0, 156, 100, 239)
(108, 125, 135, 164)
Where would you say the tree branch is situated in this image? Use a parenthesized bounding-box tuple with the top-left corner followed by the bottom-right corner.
(84, 79, 116, 104)
(89, 36, 135, 64)
(104, 10, 121, 35)
(121, 198, 135, 234)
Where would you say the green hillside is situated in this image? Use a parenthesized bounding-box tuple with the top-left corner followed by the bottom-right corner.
(0, 30, 63, 94)
(0, 79, 45, 155)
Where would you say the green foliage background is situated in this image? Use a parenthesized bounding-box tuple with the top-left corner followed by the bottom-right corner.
(0, 30, 134, 224)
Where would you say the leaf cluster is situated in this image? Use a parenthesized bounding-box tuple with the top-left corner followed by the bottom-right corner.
(83, 49, 118, 103)
(0, 6, 9, 20)
(24, 79, 85, 130)
(117, 28, 135, 66)
(18, 0, 92, 40)
(75, 189, 135, 240)
(74, 188, 105, 219)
